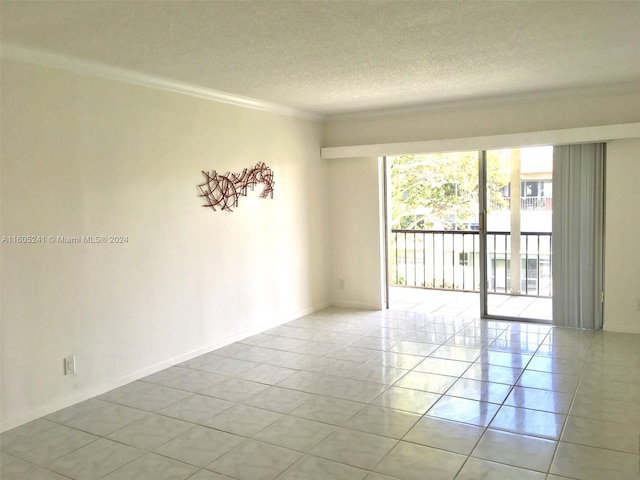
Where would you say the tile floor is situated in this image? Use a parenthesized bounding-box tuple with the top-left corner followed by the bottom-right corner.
(390, 287, 553, 321)
(1, 307, 639, 480)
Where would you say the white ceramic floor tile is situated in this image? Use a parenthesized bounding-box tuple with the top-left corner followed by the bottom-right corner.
(324, 377, 388, 403)
(106, 414, 194, 450)
(200, 377, 270, 402)
(141, 367, 226, 394)
(475, 351, 532, 369)
(446, 334, 494, 349)
(490, 406, 565, 439)
(244, 386, 314, 414)
(504, 386, 573, 414)
(99, 382, 191, 412)
(526, 356, 584, 376)
(236, 364, 298, 385)
(461, 362, 523, 385)
(471, 429, 555, 472)
(344, 405, 420, 439)
(456, 457, 546, 480)
(489, 337, 541, 356)
(0, 452, 70, 480)
(101, 453, 198, 480)
(290, 395, 365, 425)
(447, 378, 512, 404)
(374, 441, 466, 480)
(371, 386, 441, 414)
(276, 454, 368, 480)
(403, 416, 484, 455)
(1, 424, 98, 465)
(188, 469, 236, 480)
(390, 340, 439, 356)
(550, 442, 639, 480)
(228, 345, 283, 364)
(535, 343, 590, 361)
(427, 395, 500, 427)
(182, 355, 258, 376)
(206, 439, 301, 480)
(570, 395, 640, 426)
(45, 400, 106, 424)
(561, 415, 640, 453)
(63, 400, 149, 436)
(364, 473, 403, 480)
(158, 394, 235, 424)
(253, 415, 336, 452)
(328, 346, 380, 364)
(154, 426, 244, 467)
(276, 371, 338, 395)
(346, 364, 409, 385)
(394, 371, 458, 394)
(9, 306, 640, 480)
(366, 352, 424, 370)
(0, 419, 59, 447)
(204, 404, 282, 437)
(46, 438, 144, 480)
(349, 336, 401, 351)
(516, 370, 580, 394)
(264, 350, 320, 370)
(310, 428, 397, 470)
(413, 357, 471, 377)
(431, 345, 483, 362)
(576, 376, 640, 403)
(303, 357, 363, 376)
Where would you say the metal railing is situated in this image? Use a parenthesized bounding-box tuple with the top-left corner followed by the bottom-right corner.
(391, 229, 552, 297)
(490, 197, 553, 211)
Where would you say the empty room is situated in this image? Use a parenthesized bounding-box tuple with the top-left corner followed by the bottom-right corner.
(1, 1, 639, 480)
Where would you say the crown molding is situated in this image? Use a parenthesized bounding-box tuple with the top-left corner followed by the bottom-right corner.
(1, 44, 323, 122)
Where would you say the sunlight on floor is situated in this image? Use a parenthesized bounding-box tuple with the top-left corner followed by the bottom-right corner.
(390, 287, 552, 321)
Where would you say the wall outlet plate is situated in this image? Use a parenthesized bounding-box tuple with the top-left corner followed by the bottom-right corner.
(64, 355, 76, 375)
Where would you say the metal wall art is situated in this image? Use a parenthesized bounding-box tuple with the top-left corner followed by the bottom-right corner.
(198, 162, 275, 212)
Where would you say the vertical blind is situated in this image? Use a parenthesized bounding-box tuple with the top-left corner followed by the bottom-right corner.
(552, 143, 605, 329)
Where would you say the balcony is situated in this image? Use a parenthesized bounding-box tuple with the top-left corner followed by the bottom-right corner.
(490, 196, 553, 211)
(391, 229, 552, 298)
(389, 286, 552, 321)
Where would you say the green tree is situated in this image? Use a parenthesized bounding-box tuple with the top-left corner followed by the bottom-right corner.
(390, 151, 509, 230)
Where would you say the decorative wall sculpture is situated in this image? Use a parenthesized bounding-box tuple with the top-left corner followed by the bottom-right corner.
(198, 162, 275, 212)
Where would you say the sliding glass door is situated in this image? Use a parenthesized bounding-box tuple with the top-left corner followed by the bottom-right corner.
(479, 147, 553, 321)
(386, 146, 552, 322)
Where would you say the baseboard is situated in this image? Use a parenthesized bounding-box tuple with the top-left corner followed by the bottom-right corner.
(0, 301, 330, 433)
(0, 359, 175, 433)
(330, 300, 382, 311)
(171, 301, 332, 365)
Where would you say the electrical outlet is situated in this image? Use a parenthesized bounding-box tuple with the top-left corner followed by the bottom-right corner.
(637, 298, 640, 312)
(339, 278, 345, 290)
(64, 355, 76, 375)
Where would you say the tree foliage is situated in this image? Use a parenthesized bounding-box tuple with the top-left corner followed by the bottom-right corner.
(390, 152, 509, 230)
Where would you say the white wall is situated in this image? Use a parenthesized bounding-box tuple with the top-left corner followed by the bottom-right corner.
(327, 157, 385, 310)
(604, 138, 640, 334)
(323, 89, 640, 334)
(0, 58, 329, 431)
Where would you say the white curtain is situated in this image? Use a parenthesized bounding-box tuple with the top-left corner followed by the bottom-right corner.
(552, 143, 605, 329)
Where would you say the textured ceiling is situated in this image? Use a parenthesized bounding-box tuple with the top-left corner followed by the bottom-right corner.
(1, 1, 639, 116)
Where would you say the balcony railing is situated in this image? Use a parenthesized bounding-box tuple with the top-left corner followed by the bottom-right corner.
(490, 196, 553, 211)
(391, 229, 552, 297)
